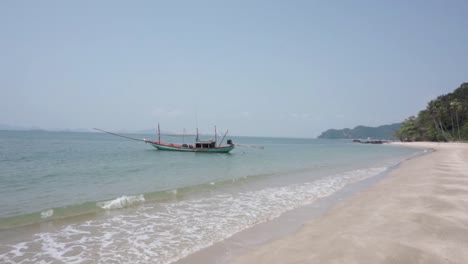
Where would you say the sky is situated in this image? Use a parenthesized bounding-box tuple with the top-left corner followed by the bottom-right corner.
(1, 0, 467, 138)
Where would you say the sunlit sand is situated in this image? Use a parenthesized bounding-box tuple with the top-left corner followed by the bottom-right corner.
(232, 142, 468, 264)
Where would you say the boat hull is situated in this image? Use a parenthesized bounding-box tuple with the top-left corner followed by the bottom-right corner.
(149, 143, 234, 153)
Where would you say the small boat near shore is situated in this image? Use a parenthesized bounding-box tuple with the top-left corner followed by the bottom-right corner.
(147, 140, 235, 153)
(147, 124, 235, 153)
(94, 124, 261, 153)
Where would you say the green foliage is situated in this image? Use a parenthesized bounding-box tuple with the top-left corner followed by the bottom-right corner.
(319, 123, 401, 139)
(462, 122, 468, 140)
(395, 117, 416, 141)
(395, 83, 468, 142)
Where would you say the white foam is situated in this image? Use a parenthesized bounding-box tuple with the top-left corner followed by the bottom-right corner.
(1, 167, 388, 264)
(96, 194, 145, 210)
(40, 209, 54, 219)
(8, 242, 27, 258)
(167, 189, 178, 195)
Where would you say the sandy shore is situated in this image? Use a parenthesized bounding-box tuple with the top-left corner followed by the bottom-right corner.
(231, 142, 468, 264)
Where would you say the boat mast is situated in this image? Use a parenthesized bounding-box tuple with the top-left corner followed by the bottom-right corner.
(218, 129, 229, 147)
(158, 123, 161, 143)
(195, 111, 199, 142)
(215, 126, 217, 143)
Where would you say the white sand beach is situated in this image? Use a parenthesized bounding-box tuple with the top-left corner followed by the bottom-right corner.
(231, 142, 468, 264)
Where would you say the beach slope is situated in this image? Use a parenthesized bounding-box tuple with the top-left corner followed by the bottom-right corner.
(232, 142, 468, 264)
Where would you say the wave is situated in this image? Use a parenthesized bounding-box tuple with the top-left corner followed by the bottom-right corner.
(0, 166, 391, 263)
(0, 165, 385, 230)
(1, 148, 425, 231)
(40, 209, 54, 219)
(0, 194, 148, 229)
(96, 195, 145, 210)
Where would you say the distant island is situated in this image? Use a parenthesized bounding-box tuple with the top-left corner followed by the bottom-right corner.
(318, 123, 401, 139)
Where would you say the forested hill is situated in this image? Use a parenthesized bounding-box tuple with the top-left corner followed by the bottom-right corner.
(395, 82, 468, 141)
(318, 123, 401, 139)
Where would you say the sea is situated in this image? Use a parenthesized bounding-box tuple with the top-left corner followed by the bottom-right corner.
(0, 130, 424, 263)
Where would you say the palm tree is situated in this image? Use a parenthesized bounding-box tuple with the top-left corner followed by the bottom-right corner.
(447, 99, 455, 138)
(428, 101, 439, 132)
(450, 100, 463, 140)
(428, 100, 444, 141)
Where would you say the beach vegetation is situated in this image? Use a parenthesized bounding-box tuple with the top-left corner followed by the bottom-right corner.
(395, 83, 468, 141)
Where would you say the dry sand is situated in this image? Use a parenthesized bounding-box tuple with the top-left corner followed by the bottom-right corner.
(231, 142, 468, 264)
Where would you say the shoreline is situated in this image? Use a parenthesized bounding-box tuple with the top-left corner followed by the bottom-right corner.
(174, 143, 430, 264)
(228, 142, 468, 263)
(175, 165, 397, 264)
(1, 142, 452, 263)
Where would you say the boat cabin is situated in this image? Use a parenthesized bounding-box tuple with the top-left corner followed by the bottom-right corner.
(195, 141, 217, 149)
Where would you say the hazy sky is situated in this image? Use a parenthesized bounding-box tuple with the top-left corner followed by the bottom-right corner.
(1, 0, 467, 137)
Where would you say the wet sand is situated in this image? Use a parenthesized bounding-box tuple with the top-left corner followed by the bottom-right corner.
(231, 142, 468, 264)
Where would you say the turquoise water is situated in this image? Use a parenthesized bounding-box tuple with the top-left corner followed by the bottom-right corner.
(0, 130, 423, 263)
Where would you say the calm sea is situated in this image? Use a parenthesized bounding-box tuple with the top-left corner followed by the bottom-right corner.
(0, 130, 423, 263)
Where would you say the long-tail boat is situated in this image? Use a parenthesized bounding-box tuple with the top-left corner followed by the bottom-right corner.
(94, 125, 236, 153)
(148, 124, 235, 153)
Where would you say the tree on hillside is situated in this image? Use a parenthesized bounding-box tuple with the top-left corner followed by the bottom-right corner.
(395, 82, 468, 142)
(450, 99, 462, 140)
(428, 100, 449, 141)
(395, 116, 417, 141)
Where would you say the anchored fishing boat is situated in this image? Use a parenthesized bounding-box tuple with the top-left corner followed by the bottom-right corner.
(148, 124, 235, 153)
(151, 140, 234, 153)
(94, 124, 262, 153)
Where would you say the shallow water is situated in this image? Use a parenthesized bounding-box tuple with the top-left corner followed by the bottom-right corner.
(0, 131, 423, 263)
